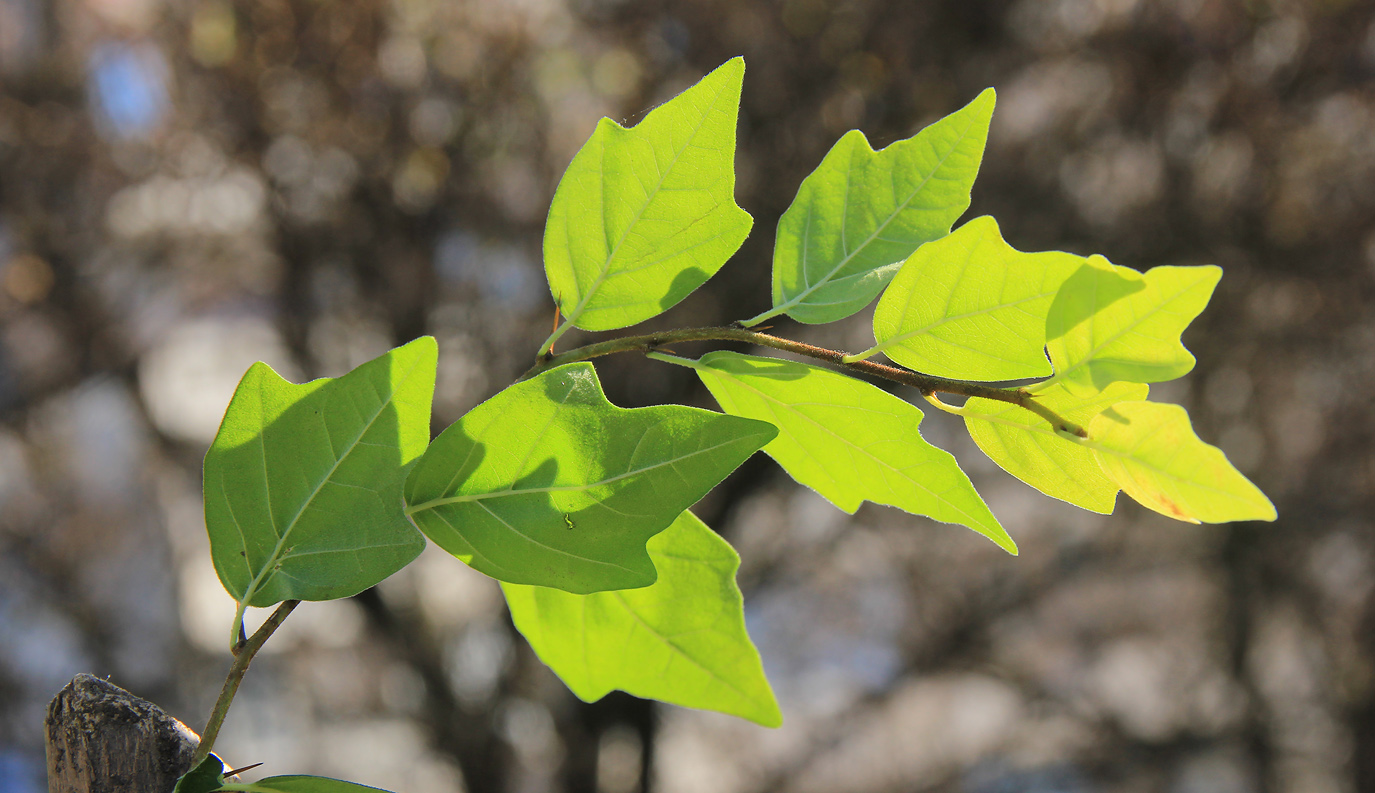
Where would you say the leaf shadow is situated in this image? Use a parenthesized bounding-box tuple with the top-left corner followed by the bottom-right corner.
(1044, 258, 1146, 343)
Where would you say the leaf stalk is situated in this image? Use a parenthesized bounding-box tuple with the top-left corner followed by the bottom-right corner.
(523, 326, 1085, 435)
(191, 599, 300, 768)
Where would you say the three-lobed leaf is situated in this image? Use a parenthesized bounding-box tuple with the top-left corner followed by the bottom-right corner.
(863, 216, 1082, 380)
(680, 351, 1015, 554)
(1087, 401, 1276, 523)
(503, 510, 782, 727)
(403, 362, 777, 594)
(204, 337, 436, 611)
(543, 57, 752, 333)
(759, 88, 996, 325)
(1042, 259, 1221, 396)
(963, 381, 1148, 513)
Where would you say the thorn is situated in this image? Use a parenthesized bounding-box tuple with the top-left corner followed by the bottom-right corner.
(225, 763, 264, 777)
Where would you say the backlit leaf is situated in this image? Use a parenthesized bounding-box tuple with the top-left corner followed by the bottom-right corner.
(683, 351, 1014, 554)
(544, 58, 752, 332)
(1042, 260, 1220, 396)
(503, 511, 781, 727)
(404, 363, 777, 594)
(964, 381, 1148, 513)
(756, 88, 995, 325)
(864, 216, 1081, 380)
(1087, 401, 1276, 523)
(204, 337, 435, 612)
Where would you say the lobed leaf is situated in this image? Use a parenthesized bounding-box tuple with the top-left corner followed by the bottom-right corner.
(1087, 401, 1276, 523)
(685, 351, 1015, 554)
(503, 511, 781, 727)
(204, 337, 435, 610)
(544, 58, 752, 333)
(1042, 259, 1221, 396)
(403, 363, 777, 594)
(760, 88, 996, 325)
(963, 381, 1148, 513)
(864, 216, 1082, 380)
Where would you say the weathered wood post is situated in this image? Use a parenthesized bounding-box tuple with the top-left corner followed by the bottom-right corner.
(45, 674, 200, 793)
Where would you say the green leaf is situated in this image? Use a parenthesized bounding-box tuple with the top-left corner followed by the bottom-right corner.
(502, 510, 782, 727)
(204, 337, 435, 612)
(220, 776, 394, 793)
(963, 381, 1148, 513)
(861, 216, 1081, 380)
(1087, 401, 1276, 523)
(173, 755, 225, 793)
(543, 57, 752, 333)
(1043, 259, 1221, 396)
(757, 88, 996, 326)
(683, 351, 1014, 554)
(404, 362, 777, 594)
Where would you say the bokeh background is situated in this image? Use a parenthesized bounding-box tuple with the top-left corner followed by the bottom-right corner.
(3, 0, 1374, 790)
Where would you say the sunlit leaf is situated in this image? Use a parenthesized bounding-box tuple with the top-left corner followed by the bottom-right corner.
(544, 58, 752, 332)
(204, 337, 435, 610)
(684, 351, 1014, 554)
(404, 363, 776, 594)
(963, 381, 1148, 513)
(758, 88, 995, 325)
(863, 216, 1081, 380)
(220, 776, 393, 793)
(1042, 260, 1220, 396)
(1087, 401, 1276, 523)
(503, 511, 781, 727)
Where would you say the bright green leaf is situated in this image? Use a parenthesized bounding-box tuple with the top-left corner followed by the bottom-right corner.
(862, 216, 1082, 380)
(502, 510, 781, 727)
(543, 57, 752, 333)
(204, 337, 435, 614)
(173, 755, 225, 793)
(404, 363, 777, 594)
(220, 776, 393, 793)
(963, 381, 1148, 513)
(682, 351, 1015, 554)
(757, 88, 996, 326)
(1087, 401, 1276, 523)
(1042, 260, 1221, 396)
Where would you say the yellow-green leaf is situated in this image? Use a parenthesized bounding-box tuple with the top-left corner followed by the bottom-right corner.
(964, 381, 1148, 513)
(680, 351, 1015, 554)
(543, 58, 752, 333)
(503, 511, 781, 727)
(1042, 260, 1220, 396)
(862, 217, 1081, 380)
(753, 88, 996, 326)
(1087, 401, 1276, 523)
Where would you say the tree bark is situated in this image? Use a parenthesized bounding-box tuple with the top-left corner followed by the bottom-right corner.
(45, 674, 200, 793)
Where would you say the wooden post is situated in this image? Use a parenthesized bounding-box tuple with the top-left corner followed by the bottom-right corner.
(45, 674, 200, 793)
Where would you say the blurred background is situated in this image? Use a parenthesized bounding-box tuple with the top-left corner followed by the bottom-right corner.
(2, 0, 1374, 790)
